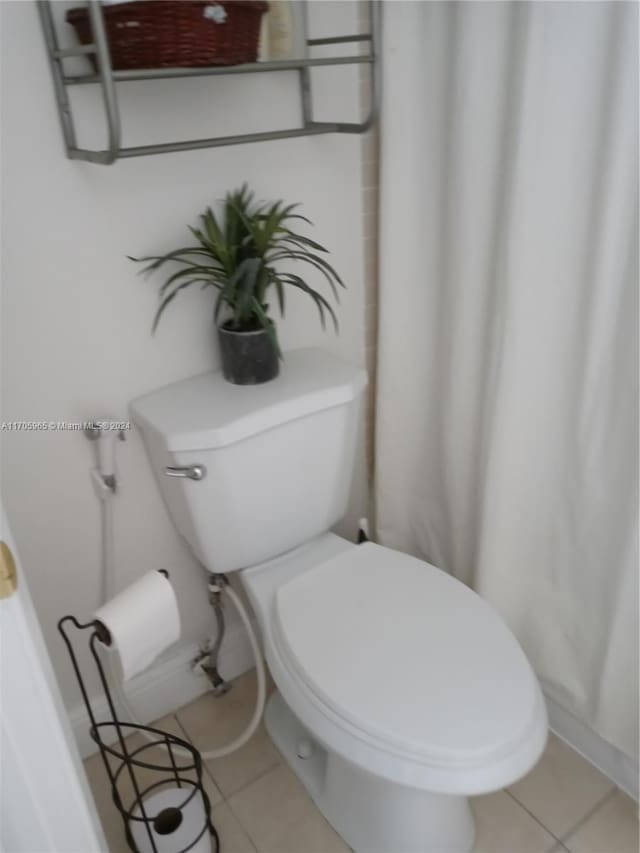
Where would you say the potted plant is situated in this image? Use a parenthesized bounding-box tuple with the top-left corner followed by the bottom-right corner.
(130, 185, 344, 385)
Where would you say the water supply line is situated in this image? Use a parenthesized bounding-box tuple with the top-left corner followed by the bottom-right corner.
(85, 420, 267, 760)
(194, 576, 232, 697)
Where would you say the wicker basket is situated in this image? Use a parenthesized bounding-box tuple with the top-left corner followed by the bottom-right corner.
(66, 1, 269, 70)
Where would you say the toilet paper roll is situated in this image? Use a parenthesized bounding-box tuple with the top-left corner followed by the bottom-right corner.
(94, 570, 181, 681)
(130, 786, 212, 853)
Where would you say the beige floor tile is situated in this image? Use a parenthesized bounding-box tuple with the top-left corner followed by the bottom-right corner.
(176, 671, 267, 745)
(120, 715, 223, 810)
(83, 752, 129, 853)
(177, 672, 280, 796)
(153, 714, 224, 807)
(200, 765, 224, 809)
(211, 801, 258, 853)
(564, 790, 639, 853)
(472, 791, 557, 853)
(228, 764, 349, 853)
(149, 713, 223, 807)
(124, 713, 190, 763)
(508, 734, 614, 838)
(85, 681, 628, 853)
(84, 714, 222, 851)
(204, 723, 281, 798)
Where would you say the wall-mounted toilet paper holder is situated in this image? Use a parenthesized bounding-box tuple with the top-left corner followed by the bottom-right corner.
(92, 568, 170, 650)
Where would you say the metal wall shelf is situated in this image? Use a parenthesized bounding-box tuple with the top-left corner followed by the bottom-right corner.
(37, 0, 378, 165)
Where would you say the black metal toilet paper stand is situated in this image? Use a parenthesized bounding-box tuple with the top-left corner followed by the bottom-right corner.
(58, 613, 219, 853)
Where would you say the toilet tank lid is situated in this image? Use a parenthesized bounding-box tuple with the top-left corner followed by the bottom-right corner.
(130, 348, 367, 452)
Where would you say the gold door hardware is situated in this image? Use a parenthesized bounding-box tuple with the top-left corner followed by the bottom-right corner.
(0, 541, 17, 599)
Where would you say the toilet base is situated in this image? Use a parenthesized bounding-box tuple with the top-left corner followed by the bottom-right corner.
(264, 691, 475, 853)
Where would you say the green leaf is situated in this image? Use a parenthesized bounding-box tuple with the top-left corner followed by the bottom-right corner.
(279, 231, 329, 253)
(129, 248, 219, 276)
(236, 257, 263, 324)
(280, 208, 313, 227)
(152, 280, 198, 333)
(273, 274, 285, 316)
(269, 252, 342, 302)
(159, 265, 224, 296)
(132, 184, 343, 341)
(270, 248, 344, 287)
(251, 299, 282, 358)
(202, 207, 224, 247)
(280, 275, 338, 332)
(214, 261, 251, 324)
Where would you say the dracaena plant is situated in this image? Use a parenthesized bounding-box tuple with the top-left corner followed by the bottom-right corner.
(130, 185, 344, 355)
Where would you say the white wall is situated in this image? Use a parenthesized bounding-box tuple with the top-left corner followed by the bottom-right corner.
(0, 0, 367, 708)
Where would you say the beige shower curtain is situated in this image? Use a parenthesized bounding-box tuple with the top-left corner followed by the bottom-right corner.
(375, 1, 638, 765)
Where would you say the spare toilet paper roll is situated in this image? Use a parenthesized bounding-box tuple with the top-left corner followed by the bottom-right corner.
(94, 570, 181, 681)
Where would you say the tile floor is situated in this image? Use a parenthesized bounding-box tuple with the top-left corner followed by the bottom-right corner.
(84, 671, 638, 853)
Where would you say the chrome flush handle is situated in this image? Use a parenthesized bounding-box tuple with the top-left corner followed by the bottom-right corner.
(164, 464, 207, 481)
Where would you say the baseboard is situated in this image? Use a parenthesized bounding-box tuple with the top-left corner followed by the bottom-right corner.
(545, 691, 639, 801)
(69, 618, 257, 758)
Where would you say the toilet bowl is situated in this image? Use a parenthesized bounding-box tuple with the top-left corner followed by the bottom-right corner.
(131, 347, 548, 853)
(240, 532, 547, 852)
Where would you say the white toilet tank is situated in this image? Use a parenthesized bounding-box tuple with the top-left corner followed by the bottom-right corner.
(130, 348, 367, 573)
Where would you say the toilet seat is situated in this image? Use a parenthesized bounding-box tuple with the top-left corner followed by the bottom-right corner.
(271, 541, 547, 791)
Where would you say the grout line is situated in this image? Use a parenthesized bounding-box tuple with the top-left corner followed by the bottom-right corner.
(224, 791, 261, 852)
(165, 714, 224, 802)
(202, 761, 222, 797)
(173, 705, 280, 787)
(558, 787, 618, 845)
(172, 711, 194, 744)
(172, 709, 226, 800)
(224, 758, 282, 802)
(504, 789, 565, 843)
(221, 795, 260, 853)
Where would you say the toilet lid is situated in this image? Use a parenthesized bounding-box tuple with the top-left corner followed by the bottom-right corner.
(275, 542, 540, 766)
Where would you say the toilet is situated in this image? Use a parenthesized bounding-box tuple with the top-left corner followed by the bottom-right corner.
(131, 347, 548, 853)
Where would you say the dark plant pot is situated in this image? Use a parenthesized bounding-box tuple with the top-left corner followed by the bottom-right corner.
(217, 323, 279, 385)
